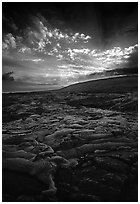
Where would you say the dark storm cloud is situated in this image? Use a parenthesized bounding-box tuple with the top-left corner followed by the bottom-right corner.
(3, 3, 137, 46)
(2, 14, 18, 32)
(94, 3, 138, 48)
(3, 2, 138, 50)
(2, 71, 14, 81)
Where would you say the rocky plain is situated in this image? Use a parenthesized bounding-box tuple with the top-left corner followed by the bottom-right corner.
(2, 76, 138, 202)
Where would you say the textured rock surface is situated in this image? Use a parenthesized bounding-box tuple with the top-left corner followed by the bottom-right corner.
(2, 91, 138, 201)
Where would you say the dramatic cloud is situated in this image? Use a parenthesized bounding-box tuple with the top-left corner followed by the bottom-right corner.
(19, 47, 31, 53)
(3, 33, 17, 49)
(2, 3, 138, 88)
(55, 44, 138, 78)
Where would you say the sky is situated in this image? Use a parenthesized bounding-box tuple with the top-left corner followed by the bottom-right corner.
(2, 2, 138, 91)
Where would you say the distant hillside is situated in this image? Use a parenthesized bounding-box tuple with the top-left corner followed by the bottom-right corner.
(59, 75, 138, 93)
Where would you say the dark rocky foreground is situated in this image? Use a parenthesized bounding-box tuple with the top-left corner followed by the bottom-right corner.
(2, 88, 138, 201)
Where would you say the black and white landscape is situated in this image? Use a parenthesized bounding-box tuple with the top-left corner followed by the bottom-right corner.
(2, 2, 138, 202)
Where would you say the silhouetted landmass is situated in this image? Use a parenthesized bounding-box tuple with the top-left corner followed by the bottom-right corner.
(59, 75, 138, 93)
(106, 67, 138, 75)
